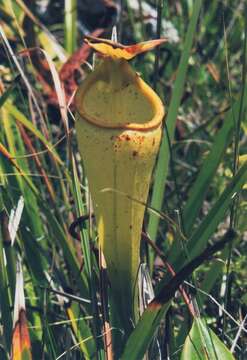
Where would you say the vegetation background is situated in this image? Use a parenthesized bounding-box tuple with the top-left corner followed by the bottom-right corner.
(0, 0, 246, 359)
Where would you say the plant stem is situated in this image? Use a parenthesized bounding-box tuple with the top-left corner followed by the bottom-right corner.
(64, 0, 77, 55)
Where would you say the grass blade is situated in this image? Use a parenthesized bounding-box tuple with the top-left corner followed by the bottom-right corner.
(121, 228, 233, 360)
(148, 0, 203, 241)
(182, 108, 235, 236)
(0, 209, 13, 353)
(170, 161, 247, 270)
(181, 318, 235, 359)
(11, 259, 32, 360)
(121, 303, 171, 360)
(71, 155, 92, 279)
(0, 82, 15, 109)
(3, 101, 64, 166)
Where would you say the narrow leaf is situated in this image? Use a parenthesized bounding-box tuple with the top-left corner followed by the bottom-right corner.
(121, 231, 233, 360)
(0, 82, 16, 109)
(171, 161, 247, 270)
(148, 0, 203, 240)
(11, 260, 32, 360)
(183, 82, 247, 235)
(8, 196, 24, 246)
(3, 101, 64, 166)
(181, 318, 235, 360)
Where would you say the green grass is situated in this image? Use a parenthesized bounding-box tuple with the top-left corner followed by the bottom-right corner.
(0, 0, 247, 359)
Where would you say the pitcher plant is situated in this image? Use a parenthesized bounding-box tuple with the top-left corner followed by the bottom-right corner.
(75, 35, 166, 345)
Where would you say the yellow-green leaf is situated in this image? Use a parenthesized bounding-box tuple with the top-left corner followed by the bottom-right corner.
(181, 318, 235, 360)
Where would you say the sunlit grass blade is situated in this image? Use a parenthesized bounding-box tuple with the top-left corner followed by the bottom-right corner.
(3, 101, 64, 166)
(18, 125, 56, 203)
(11, 260, 32, 360)
(1, 107, 48, 250)
(2, 196, 24, 300)
(148, 0, 203, 241)
(66, 302, 96, 359)
(0, 141, 37, 194)
(2, 101, 73, 206)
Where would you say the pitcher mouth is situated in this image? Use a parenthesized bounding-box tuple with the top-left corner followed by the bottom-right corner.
(75, 60, 165, 131)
